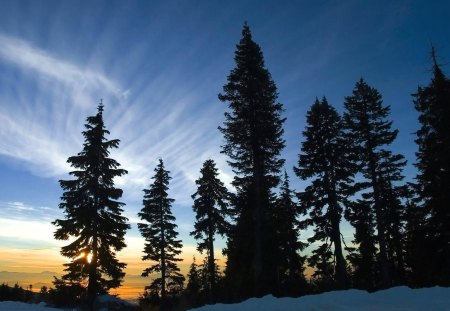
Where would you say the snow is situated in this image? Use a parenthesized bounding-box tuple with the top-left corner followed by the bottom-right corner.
(1, 286, 449, 310)
(0, 301, 62, 310)
(190, 286, 450, 311)
(96, 294, 135, 307)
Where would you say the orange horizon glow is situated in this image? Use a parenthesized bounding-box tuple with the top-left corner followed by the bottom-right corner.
(0, 247, 314, 301)
(0, 244, 229, 300)
(0, 219, 314, 300)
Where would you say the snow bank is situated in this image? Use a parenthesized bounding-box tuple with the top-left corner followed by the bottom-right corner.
(190, 286, 450, 311)
(95, 294, 136, 310)
(0, 301, 61, 310)
(0, 295, 137, 310)
(2, 286, 449, 310)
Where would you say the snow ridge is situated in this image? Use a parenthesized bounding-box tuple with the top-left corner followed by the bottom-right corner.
(190, 286, 450, 311)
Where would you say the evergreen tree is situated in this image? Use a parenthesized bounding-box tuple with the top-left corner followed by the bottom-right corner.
(404, 190, 428, 286)
(138, 159, 185, 305)
(185, 257, 203, 308)
(186, 257, 202, 296)
(218, 22, 285, 299)
(412, 49, 450, 286)
(378, 161, 407, 285)
(191, 159, 231, 303)
(345, 199, 378, 290)
(53, 102, 129, 302)
(343, 79, 407, 289)
(185, 256, 223, 307)
(199, 256, 223, 300)
(274, 171, 308, 296)
(294, 98, 354, 290)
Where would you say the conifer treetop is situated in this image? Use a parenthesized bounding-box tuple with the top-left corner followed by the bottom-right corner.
(53, 102, 129, 298)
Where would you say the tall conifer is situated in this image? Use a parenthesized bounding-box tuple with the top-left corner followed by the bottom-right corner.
(191, 159, 231, 303)
(294, 98, 354, 290)
(343, 79, 407, 289)
(138, 159, 185, 305)
(218, 23, 285, 298)
(413, 49, 450, 285)
(53, 102, 129, 302)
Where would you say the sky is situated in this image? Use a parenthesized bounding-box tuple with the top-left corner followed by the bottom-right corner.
(0, 0, 449, 299)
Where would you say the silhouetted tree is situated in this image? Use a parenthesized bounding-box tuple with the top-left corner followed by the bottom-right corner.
(49, 277, 85, 308)
(412, 48, 450, 286)
(295, 98, 354, 290)
(219, 22, 285, 299)
(404, 190, 428, 286)
(345, 199, 378, 290)
(138, 159, 185, 307)
(274, 171, 308, 296)
(53, 102, 129, 303)
(343, 79, 407, 289)
(0, 283, 27, 302)
(378, 166, 408, 285)
(185, 257, 203, 308)
(199, 256, 223, 300)
(191, 159, 231, 303)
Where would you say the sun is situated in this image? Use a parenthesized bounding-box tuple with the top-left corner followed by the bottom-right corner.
(74, 252, 92, 263)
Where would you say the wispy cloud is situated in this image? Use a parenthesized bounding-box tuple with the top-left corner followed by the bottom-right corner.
(0, 201, 55, 222)
(0, 34, 126, 177)
(0, 34, 232, 208)
(0, 34, 124, 103)
(0, 34, 233, 274)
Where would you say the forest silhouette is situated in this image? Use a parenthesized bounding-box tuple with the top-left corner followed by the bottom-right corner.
(2, 23, 449, 311)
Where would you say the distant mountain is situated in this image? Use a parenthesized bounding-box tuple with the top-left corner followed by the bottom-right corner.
(0, 271, 152, 299)
(0, 271, 60, 290)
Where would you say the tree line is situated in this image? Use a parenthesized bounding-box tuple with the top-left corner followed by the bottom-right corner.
(51, 23, 450, 310)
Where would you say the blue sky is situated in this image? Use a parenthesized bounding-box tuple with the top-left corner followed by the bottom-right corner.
(0, 0, 450, 291)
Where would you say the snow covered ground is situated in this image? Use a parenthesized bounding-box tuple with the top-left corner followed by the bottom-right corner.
(1, 286, 449, 310)
(0, 301, 61, 310)
(191, 286, 450, 311)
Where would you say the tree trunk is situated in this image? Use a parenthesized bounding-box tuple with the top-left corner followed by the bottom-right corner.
(368, 157, 391, 288)
(331, 212, 347, 288)
(325, 172, 348, 289)
(160, 197, 166, 308)
(253, 164, 263, 296)
(250, 105, 263, 296)
(253, 176, 262, 296)
(207, 224, 215, 304)
(88, 194, 99, 308)
(87, 233, 98, 307)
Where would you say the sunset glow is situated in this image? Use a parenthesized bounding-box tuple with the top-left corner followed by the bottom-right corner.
(1, 0, 449, 302)
(86, 253, 93, 264)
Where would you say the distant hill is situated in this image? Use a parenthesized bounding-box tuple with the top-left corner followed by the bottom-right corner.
(0, 271, 151, 300)
(0, 271, 60, 291)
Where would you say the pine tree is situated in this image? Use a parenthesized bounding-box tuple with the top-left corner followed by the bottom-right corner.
(138, 159, 185, 305)
(343, 79, 407, 289)
(404, 190, 428, 286)
(199, 256, 223, 299)
(191, 159, 231, 303)
(412, 48, 450, 286)
(274, 171, 308, 296)
(185, 256, 223, 308)
(218, 22, 285, 299)
(378, 160, 408, 285)
(294, 98, 354, 290)
(185, 257, 203, 308)
(344, 198, 378, 290)
(53, 102, 129, 302)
